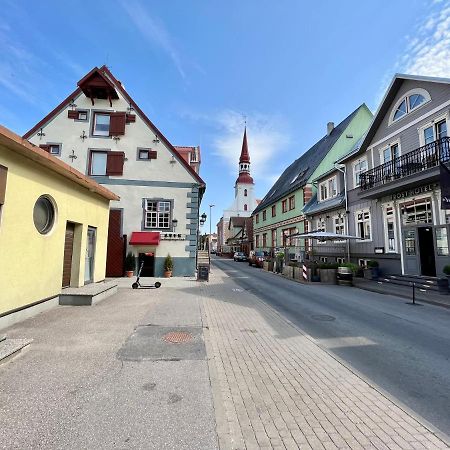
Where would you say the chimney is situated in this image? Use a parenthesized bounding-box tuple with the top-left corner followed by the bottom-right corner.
(327, 122, 334, 136)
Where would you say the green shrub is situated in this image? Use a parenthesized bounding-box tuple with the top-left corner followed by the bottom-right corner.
(443, 265, 450, 275)
(124, 252, 135, 271)
(318, 263, 339, 269)
(164, 254, 173, 271)
(339, 262, 359, 273)
(367, 260, 379, 268)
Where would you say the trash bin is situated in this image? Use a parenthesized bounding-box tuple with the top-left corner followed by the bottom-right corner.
(337, 267, 353, 286)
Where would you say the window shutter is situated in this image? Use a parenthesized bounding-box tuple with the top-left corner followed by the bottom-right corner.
(39, 144, 51, 152)
(126, 113, 136, 123)
(68, 110, 78, 119)
(0, 165, 8, 205)
(148, 150, 157, 159)
(106, 151, 125, 176)
(109, 112, 126, 136)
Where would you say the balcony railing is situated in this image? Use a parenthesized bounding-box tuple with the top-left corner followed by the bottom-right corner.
(360, 137, 450, 191)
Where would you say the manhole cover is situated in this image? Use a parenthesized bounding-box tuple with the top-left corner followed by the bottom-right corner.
(162, 331, 193, 344)
(311, 315, 336, 321)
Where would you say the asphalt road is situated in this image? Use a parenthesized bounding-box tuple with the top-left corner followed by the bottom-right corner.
(213, 257, 450, 436)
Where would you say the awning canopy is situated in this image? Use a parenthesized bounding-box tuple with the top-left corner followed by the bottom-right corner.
(129, 231, 160, 246)
(292, 231, 361, 241)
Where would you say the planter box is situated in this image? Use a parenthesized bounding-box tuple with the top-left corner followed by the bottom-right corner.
(283, 266, 294, 278)
(263, 262, 269, 271)
(318, 268, 337, 285)
(293, 267, 302, 280)
(364, 268, 379, 280)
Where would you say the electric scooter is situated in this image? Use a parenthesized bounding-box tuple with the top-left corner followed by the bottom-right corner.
(132, 260, 162, 289)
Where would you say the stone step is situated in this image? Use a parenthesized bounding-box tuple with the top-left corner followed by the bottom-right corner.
(0, 338, 32, 363)
(59, 281, 118, 306)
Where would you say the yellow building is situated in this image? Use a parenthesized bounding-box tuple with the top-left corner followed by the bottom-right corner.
(0, 125, 119, 326)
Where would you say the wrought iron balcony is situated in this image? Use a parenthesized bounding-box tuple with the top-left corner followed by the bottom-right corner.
(360, 137, 450, 191)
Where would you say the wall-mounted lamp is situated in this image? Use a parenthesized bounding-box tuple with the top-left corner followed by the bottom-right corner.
(200, 212, 207, 226)
(172, 218, 178, 230)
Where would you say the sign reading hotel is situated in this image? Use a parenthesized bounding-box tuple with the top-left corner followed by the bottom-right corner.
(390, 184, 437, 201)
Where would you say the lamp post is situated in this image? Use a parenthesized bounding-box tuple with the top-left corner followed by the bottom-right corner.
(199, 213, 206, 250)
(209, 204, 215, 263)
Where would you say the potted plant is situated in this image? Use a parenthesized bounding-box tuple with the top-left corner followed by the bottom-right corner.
(124, 252, 135, 277)
(318, 262, 338, 284)
(442, 265, 450, 294)
(337, 263, 358, 286)
(164, 254, 173, 278)
(364, 260, 379, 280)
(275, 251, 284, 274)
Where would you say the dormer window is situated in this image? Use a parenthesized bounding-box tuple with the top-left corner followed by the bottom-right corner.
(389, 88, 431, 125)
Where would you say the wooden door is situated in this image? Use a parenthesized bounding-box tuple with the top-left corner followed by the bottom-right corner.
(62, 223, 75, 287)
(106, 209, 125, 277)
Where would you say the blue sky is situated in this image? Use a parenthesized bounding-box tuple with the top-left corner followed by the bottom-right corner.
(1, 0, 449, 232)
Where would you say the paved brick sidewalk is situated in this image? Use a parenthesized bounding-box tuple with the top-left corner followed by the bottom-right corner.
(200, 267, 449, 450)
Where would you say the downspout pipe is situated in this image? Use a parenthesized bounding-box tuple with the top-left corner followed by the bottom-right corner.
(335, 163, 350, 262)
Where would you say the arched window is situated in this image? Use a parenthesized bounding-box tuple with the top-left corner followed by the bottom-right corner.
(389, 88, 431, 125)
(244, 204, 248, 211)
(244, 189, 247, 197)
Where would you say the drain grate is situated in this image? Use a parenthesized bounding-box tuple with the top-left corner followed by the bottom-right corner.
(162, 331, 193, 344)
(311, 314, 336, 322)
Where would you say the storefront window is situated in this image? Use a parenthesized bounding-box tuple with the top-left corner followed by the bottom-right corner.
(385, 207, 396, 252)
(401, 198, 432, 225)
(436, 227, 449, 256)
(404, 230, 416, 255)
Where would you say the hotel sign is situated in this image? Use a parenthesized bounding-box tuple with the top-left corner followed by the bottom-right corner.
(391, 184, 437, 201)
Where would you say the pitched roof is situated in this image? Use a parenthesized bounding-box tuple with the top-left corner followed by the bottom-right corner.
(253, 104, 366, 214)
(0, 125, 119, 201)
(23, 65, 205, 187)
(302, 191, 345, 216)
(239, 128, 250, 163)
(341, 73, 450, 162)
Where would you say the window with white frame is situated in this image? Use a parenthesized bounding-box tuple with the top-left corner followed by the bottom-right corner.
(384, 206, 396, 252)
(353, 158, 368, 187)
(423, 119, 447, 145)
(333, 215, 345, 235)
(316, 217, 326, 232)
(144, 199, 171, 229)
(355, 210, 371, 240)
(389, 88, 431, 124)
(381, 143, 400, 163)
(93, 113, 111, 136)
(318, 176, 337, 202)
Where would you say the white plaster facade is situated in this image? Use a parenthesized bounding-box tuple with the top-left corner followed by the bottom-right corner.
(26, 66, 204, 277)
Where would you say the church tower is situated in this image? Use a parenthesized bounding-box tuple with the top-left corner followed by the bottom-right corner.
(233, 127, 256, 215)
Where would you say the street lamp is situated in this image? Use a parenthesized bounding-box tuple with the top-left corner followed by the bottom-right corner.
(209, 204, 215, 262)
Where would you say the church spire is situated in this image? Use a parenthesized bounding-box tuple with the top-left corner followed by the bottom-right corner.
(236, 127, 254, 185)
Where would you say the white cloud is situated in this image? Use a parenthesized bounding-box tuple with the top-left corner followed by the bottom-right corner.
(212, 110, 290, 182)
(375, 3, 450, 106)
(120, 1, 185, 79)
(399, 4, 450, 77)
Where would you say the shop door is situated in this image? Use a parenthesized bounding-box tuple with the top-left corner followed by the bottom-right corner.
(84, 227, 96, 284)
(418, 226, 436, 276)
(62, 223, 75, 287)
(138, 253, 155, 277)
(403, 228, 419, 275)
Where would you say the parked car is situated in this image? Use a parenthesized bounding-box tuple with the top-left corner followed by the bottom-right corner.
(248, 251, 268, 267)
(233, 251, 247, 262)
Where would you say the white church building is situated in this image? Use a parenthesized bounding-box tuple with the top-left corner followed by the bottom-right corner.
(217, 128, 258, 254)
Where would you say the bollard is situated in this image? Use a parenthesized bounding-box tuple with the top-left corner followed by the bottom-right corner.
(412, 282, 415, 305)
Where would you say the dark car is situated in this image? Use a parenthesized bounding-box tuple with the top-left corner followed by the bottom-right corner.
(248, 251, 267, 267)
(233, 251, 247, 262)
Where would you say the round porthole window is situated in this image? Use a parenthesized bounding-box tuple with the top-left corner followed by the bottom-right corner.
(33, 196, 55, 234)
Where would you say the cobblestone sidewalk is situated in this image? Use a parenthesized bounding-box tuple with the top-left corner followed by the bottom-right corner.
(200, 267, 449, 450)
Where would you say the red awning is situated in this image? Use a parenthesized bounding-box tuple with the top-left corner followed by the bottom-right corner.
(129, 232, 160, 246)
